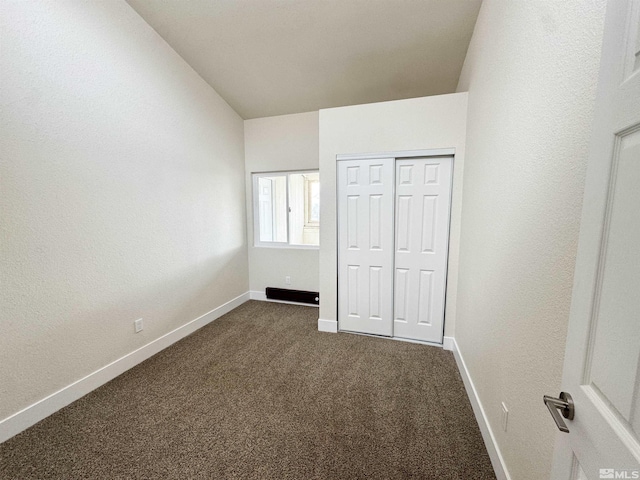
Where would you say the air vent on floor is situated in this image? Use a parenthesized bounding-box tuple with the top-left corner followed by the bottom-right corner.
(265, 288, 319, 305)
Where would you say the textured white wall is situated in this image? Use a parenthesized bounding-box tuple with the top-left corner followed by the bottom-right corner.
(244, 112, 320, 293)
(318, 93, 468, 337)
(0, 1, 248, 420)
(455, 1, 606, 479)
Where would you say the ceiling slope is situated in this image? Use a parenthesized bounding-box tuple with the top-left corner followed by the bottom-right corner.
(126, 0, 482, 119)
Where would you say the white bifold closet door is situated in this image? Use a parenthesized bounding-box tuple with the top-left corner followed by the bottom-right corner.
(338, 155, 453, 343)
(337, 158, 395, 336)
(393, 157, 452, 343)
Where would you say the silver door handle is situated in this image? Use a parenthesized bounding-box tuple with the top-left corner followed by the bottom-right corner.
(543, 392, 574, 433)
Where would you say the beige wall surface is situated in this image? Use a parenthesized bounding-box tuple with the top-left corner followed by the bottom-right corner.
(0, 1, 248, 420)
(244, 112, 320, 293)
(318, 93, 468, 337)
(455, 1, 606, 479)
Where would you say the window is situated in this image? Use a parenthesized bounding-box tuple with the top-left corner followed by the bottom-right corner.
(253, 170, 319, 247)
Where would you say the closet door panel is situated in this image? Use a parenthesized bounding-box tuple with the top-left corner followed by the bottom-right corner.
(338, 158, 394, 336)
(394, 157, 453, 343)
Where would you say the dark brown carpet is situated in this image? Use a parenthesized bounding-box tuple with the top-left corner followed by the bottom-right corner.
(0, 301, 495, 479)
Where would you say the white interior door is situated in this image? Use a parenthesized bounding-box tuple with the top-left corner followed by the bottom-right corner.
(338, 158, 394, 336)
(393, 157, 453, 343)
(550, 0, 640, 477)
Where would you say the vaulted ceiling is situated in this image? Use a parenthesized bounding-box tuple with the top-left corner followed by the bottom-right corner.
(126, 0, 482, 119)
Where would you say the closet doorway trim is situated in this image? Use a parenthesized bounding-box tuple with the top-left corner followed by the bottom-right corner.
(336, 148, 455, 162)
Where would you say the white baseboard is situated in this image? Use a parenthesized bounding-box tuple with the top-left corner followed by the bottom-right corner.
(318, 318, 338, 333)
(249, 290, 266, 300)
(249, 290, 319, 308)
(0, 291, 250, 444)
(443, 336, 455, 351)
(449, 337, 511, 480)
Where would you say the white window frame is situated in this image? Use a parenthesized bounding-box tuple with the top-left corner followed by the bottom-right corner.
(304, 176, 320, 226)
(252, 169, 319, 249)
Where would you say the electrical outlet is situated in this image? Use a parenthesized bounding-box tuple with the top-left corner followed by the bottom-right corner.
(501, 402, 509, 432)
(134, 318, 143, 333)
(285, 276, 291, 285)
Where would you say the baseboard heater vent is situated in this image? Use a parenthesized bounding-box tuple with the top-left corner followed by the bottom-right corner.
(265, 288, 319, 305)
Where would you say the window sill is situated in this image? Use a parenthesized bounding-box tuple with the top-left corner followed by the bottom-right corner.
(253, 243, 319, 251)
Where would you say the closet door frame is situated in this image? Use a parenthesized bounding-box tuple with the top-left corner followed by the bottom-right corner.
(336, 148, 455, 345)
